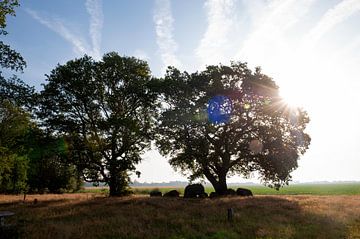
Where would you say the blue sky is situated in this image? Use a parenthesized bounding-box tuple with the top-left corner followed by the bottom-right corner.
(4, 0, 360, 183)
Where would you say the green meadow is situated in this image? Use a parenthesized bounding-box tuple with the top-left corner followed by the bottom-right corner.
(129, 182, 360, 196)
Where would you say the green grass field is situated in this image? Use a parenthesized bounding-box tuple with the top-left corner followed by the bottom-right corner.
(130, 183, 360, 196)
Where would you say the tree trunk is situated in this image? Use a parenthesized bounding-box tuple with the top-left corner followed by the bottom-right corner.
(108, 176, 120, 196)
(108, 168, 128, 197)
(204, 170, 228, 195)
(213, 174, 228, 195)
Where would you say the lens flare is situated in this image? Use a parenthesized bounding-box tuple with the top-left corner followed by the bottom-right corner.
(207, 95, 232, 124)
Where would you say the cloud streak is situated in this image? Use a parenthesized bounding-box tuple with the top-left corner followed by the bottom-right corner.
(26, 0, 103, 60)
(196, 0, 237, 68)
(26, 9, 89, 56)
(153, 0, 182, 72)
(85, 0, 103, 60)
(235, 0, 315, 62)
(304, 0, 360, 47)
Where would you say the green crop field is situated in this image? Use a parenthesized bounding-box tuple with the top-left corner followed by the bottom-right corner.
(232, 183, 360, 195)
(130, 183, 360, 196)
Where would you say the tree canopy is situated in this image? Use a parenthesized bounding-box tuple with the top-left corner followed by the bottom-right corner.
(156, 63, 311, 195)
(39, 53, 159, 196)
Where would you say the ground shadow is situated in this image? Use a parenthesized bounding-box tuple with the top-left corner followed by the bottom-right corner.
(0, 195, 354, 239)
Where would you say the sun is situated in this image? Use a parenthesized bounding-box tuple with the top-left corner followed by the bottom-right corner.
(279, 79, 312, 108)
(279, 84, 306, 108)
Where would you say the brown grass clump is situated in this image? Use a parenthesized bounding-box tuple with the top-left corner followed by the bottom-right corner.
(1, 194, 360, 239)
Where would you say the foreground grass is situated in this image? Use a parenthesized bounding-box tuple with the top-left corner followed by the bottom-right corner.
(1, 193, 360, 238)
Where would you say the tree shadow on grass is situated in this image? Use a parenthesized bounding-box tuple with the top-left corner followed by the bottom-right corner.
(2, 195, 353, 239)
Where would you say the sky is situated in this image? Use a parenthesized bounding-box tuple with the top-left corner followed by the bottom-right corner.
(3, 0, 360, 183)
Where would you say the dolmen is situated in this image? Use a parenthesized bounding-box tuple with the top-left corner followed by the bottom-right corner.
(184, 184, 207, 198)
(209, 192, 218, 198)
(149, 190, 162, 197)
(236, 188, 253, 197)
(163, 190, 180, 197)
(209, 188, 253, 198)
(227, 188, 236, 195)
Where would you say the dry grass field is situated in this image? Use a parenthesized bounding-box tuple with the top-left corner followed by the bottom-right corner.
(1, 193, 360, 239)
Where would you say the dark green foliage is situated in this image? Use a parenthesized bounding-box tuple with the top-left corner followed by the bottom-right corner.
(25, 128, 82, 193)
(156, 63, 311, 194)
(39, 53, 159, 196)
(0, 41, 26, 71)
(0, 76, 35, 109)
(0, 100, 30, 193)
(0, 101, 80, 194)
(0, 150, 28, 194)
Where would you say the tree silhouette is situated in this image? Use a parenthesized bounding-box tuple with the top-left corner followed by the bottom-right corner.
(39, 53, 158, 196)
(156, 63, 311, 195)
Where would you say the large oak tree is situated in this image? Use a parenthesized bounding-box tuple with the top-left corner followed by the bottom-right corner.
(156, 63, 311, 195)
(39, 53, 158, 196)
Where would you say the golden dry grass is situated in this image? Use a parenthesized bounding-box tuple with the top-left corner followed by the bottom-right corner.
(1, 194, 360, 239)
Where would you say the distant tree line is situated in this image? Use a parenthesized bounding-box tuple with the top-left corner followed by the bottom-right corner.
(0, 1, 310, 196)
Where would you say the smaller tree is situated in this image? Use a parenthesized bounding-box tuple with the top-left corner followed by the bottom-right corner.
(156, 63, 311, 195)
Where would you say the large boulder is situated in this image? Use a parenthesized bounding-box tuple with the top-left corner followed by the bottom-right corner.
(227, 188, 236, 196)
(209, 189, 235, 198)
(163, 190, 180, 197)
(149, 190, 162, 197)
(184, 184, 206, 198)
(200, 192, 208, 198)
(236, 188, 253, 197)
(209, 192, 218, 198)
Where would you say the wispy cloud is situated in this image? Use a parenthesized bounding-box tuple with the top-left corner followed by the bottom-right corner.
(26, 0, 103, 60)
(153, 0, 182, 72)
(195, 0, 237, 68)
(26, 9, 89, 56)
(85, 0, 103, 60)
(235, 0, 315, 63)
(304, 0, 360, 48)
